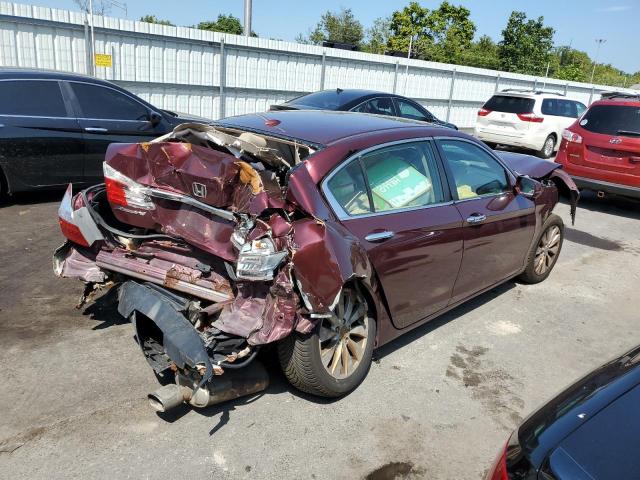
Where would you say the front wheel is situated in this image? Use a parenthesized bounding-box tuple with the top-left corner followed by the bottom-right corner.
(518, 214, 564, 284)
(278, 286, 375, 397)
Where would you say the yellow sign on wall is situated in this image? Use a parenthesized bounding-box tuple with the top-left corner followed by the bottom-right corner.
(94, 53, 112, 68)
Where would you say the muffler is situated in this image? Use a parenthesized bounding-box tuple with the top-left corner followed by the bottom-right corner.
(597, 190, 606, 198)
(148, 361, 269, 412)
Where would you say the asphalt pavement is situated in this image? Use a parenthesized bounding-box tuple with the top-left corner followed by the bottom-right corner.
(0, 189, 639, 480)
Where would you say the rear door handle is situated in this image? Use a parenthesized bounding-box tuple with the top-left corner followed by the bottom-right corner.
(84, 127, 108, 133)
(365, 231, 395, 242)
(630, 156, 640, 164)
(466, 213, 487, 225)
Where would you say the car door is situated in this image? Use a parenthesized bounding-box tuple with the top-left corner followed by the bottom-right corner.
(323, 139, 464, 328)
(435, 138, 536, 304)
(63, 81, 167, 183)
(0, 79, 84, 189)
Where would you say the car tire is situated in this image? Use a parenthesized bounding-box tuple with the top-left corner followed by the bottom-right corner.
(538, 134, 556, 159)
(277, 286, 376, 398)
(518, 214, 564, 284)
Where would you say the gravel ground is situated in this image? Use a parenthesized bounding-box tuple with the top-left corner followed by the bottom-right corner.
(0, 188, 639, 480)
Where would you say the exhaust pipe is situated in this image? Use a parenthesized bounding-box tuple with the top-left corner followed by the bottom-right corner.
(148, 361, 269, 412)
(597, 190, 606, 198)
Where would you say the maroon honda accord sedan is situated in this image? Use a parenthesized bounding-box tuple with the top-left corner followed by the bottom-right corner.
(54, 110, 578, 411)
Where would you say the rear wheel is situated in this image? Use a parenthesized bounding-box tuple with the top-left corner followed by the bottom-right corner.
(538, 134, 556, 159)
(518, 214, 564, 284)
(278, 286, 375, 397)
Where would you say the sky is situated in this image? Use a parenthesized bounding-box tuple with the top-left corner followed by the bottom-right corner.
(28, 0, 640, 73)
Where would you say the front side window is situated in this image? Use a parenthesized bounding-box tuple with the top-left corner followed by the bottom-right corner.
(395, 99, 430, 122)
(439, 140, 509, 199)
(351, 98, 395, 116)
(575, 102, 587, 117)
(70, 82, 149, 120)
(0, 80, 67, 117)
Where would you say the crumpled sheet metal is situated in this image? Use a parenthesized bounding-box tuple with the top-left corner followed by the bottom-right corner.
(290, 218, 370, 312)
(54, 242, 106, 283)
(212, 266, 300, 346)
(549, 168, 579, 225)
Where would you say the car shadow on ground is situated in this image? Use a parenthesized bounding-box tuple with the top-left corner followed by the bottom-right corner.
(573, 190, 640, 221)
(1, 188, 66, 206)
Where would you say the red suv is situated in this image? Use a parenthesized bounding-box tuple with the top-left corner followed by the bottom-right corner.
(556, 92, 640, 199)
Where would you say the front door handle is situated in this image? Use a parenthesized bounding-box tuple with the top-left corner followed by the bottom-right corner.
(84, 127, 108, 133)
(466, 213, 487, 225)
(630, 156, 640, 164)
(365, 231, 395, 242)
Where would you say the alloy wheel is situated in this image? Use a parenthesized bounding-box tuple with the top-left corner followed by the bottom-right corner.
(318, 289, 369, 380)
(534, 225, 561, 275)
(543, 137, 554, 157)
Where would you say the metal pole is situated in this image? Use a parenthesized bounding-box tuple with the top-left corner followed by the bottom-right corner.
(542, 62, 550, 89)
(320, 51, 326, 90)
(494, 73, 500, 93)
(219, 39, 226, 119)
(402, 35, 413, 95)
(243, 0, 252, 37)
(446, 69, 456, 122)
(590, 39, 605, 84)
(89, 0, 95, 76)
(393, 61, 399, 93)
(84, 19, 91, 74)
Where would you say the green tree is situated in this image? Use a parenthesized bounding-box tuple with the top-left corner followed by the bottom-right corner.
(498, 11, 554, 75)
(362, 16, 392, 54)
(198, 14, 256, 36)
(387, 1, 476, 63)
(298, 8, 364, 47)
(387, 1, 432, 55)
(140, 15, 174, 26)
(461, 35, 500, 70)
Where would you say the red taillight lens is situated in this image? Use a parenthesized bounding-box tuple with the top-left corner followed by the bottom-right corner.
(486, 443, 508, 480)
(103, 162, 154, 210)
(478, 108, 491, 117)
(517, 113, 544, 123)
(105, 177, 128, 207)
(562, 129, 583, 144)
(58, 217, 90, 247)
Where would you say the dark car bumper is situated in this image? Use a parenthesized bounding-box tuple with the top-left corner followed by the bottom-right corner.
(572, 175, 640, 199)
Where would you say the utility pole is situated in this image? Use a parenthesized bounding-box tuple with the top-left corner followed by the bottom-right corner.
(243, 0, 252, 37)
(590, 38, 606, 84)
(403, 35, 414, 94)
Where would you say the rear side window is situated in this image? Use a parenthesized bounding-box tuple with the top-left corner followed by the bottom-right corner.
(70, 82, 149, 120)
(484, 95, 535, 114)
(326, 160, 372, 216)
(0, 80, 67, 117)
(287, 90, 365, 109)
(351, 98, 395, 116)
(541, 99, 583, 118)
(579, 104, 640, 137)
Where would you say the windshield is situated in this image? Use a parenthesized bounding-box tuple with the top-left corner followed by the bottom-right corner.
(484, 95, 535, 114)
(580, 104, 640, 136)
(287, 90, 365, 109)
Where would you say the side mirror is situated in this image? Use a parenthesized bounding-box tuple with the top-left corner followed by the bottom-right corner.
(516, 175, 542, 198)
(149, 111, 163, 126)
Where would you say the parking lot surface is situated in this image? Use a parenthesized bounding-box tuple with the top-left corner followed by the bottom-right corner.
(1, 190, 639, 480)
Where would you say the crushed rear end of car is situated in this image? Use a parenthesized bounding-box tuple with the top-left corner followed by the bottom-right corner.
(53, 123, 369, 411)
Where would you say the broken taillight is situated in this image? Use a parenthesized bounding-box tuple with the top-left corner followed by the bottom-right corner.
(103, 162, 154, 210)
(58, 184, 90, 247)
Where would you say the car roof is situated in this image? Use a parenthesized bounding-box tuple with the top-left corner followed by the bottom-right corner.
(0, 67, 118, 88)
(591, 98, 640, 107)
(493, 90, 566, 99)
(217, 109, 449, 146)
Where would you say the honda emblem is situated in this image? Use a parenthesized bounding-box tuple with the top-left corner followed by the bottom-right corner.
(192, 182, 207, 198)
(609, 137, 622, 144)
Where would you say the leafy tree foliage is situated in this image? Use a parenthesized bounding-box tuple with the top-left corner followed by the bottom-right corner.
(362, 17, 392, 54)
(140, 15, 174, 26)
(498, 11, 554, 75)
(298, 8, 364, 46)
(198, 14, 257, 36)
